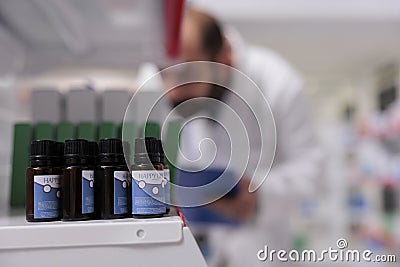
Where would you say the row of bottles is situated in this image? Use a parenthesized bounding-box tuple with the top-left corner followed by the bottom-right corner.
(26, 138, 171, 222)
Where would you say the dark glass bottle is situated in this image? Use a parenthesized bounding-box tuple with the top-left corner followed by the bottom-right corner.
(158, 139, 170, 214)
(62, 139, 95, 221)
(26, 140, 62, 222)
(132, 138, 166, 218)
(95, 138, 129, 219)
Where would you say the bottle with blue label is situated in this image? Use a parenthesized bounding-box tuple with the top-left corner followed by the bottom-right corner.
(95, 138, 130, 219)
(158, 139, 171, 214)
(62, 139, 95, 221)
(26, 140, 62, 222)
(132, 138, 166, 218)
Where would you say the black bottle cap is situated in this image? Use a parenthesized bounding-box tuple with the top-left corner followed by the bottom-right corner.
(98, 138, 126, 165)
(30, 140, 55, 157)
(134, 137, 160, 164)
(64, 139, 88, 165)
(99, 138, 123, 154)
(64, 139, 88, 156)
(134, 137, 156, 155)
(29, 140, 56, 167)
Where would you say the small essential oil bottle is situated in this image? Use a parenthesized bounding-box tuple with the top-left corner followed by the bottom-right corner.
(158, 140, 171, 214)
(62, 139, 95, 221)
(95, 138, 129, 219)
(132, 138, 166, 218)
(26, 140, 62, 222)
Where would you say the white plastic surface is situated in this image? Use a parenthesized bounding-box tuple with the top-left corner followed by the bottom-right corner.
(0, 216, 208, 267)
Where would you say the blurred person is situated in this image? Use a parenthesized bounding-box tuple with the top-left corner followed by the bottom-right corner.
(165, 8, 323, 267)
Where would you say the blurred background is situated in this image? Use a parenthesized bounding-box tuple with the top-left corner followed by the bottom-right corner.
(0, 0, 399, 266)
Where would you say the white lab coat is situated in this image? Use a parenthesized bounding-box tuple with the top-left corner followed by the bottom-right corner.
(178, 31, 323, 267)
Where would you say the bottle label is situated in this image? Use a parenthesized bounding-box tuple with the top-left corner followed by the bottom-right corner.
(114, 171, 129, 214)
(164, 169, 171, 206)
(132, 170, 166, 215)
(33, 175, 61, 219)
(82, 170, 94, 214)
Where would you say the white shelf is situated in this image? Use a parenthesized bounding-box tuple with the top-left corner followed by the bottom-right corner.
(0, 216, 208, 267)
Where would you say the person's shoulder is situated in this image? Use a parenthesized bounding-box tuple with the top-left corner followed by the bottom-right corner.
(244, 45, 303, 86)
(239, 46, 304, 108)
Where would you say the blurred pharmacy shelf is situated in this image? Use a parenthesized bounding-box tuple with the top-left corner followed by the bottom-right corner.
(341, 96, 400, 255)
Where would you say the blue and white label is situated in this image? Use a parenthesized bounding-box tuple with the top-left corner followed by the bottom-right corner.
(82, 170, 94, 214)
(114, 171, 129, 214)
(33, 175, 61, 219)
(132, 170, 166, 215)
(164, 169, 171, 207)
